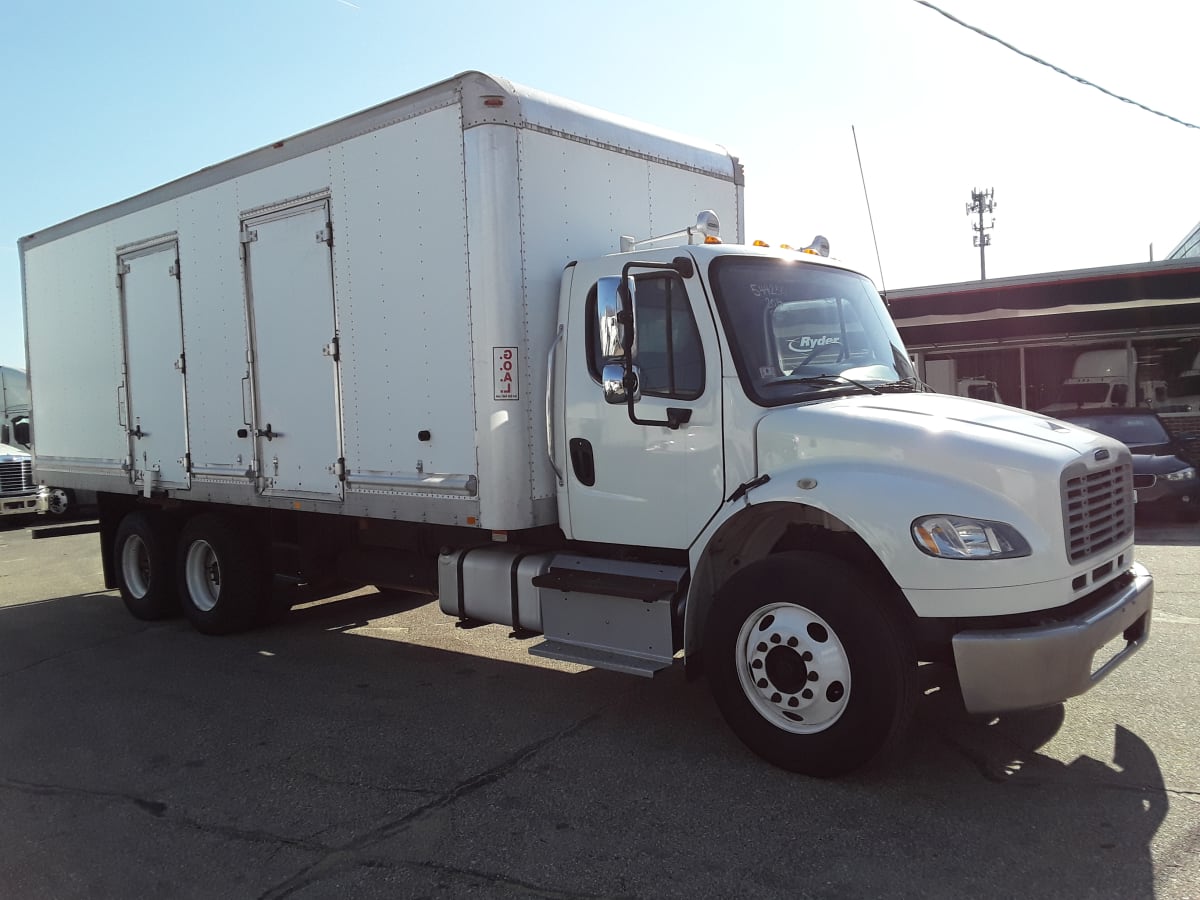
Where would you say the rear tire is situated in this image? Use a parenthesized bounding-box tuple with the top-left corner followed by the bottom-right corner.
(114, 510, 179, 620)
(176, 514, 266, 634)
(705, 551, 917, 777)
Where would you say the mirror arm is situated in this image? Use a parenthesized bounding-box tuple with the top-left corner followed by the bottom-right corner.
(619, 258, 696, 430)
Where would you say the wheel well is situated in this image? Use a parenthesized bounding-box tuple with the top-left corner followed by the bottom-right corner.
(686, 502, 914, 661)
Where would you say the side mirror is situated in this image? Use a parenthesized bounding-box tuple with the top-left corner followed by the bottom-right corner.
(596, 276, 637, 361)
(602, 363, 641, 405)
(0, 424, 8, 445)
(12, 418, 31, 448)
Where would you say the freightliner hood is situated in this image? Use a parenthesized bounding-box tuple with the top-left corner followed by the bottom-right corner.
(756, 393, 1115, 468)
(0, 442, 32, 462)
(752, 392, 1132, 604)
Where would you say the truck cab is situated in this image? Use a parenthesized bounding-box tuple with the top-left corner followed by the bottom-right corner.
(540, 223, 1151, 773)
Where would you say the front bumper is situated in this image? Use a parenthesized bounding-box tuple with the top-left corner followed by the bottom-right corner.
(0, 488, 48, 517)
(952, 563, 1153, 714)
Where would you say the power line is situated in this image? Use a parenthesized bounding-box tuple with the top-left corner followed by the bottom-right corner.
(913, 0, 1200, 131)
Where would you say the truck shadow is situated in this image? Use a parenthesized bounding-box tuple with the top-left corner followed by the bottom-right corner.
(0, 588, 1169, 899)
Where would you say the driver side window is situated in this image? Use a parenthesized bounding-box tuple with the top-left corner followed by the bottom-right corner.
(586, 274, 704, 400)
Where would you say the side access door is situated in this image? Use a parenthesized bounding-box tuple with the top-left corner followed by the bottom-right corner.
(242, 198, 344, 500)
(118, 239, 191, 492)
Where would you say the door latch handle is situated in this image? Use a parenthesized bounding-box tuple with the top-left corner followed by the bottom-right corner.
(128, 424, 146, 439)
(256, 423, 280, 441)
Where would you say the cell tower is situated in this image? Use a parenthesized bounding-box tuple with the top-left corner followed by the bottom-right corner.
(966, 187, 996, 279)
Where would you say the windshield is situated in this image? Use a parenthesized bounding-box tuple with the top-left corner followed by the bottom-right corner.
(1062, 414, 1170, 446)
(709, 256, 915, 405)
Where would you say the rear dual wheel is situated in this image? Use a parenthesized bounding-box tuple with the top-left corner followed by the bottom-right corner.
(705, 552, 917, 777)
(176, 514, 269, 635)
(114, 510, 179, 620)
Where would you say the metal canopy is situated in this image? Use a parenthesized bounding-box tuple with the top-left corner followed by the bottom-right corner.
(888, 258, 1200, 349)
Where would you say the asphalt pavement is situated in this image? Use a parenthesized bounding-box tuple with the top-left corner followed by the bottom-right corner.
(0, 514, 1196, 899)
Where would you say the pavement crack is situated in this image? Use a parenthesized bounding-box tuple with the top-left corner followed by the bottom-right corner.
(258, 709, 604, 900)
(0, 625, 161, 678)
(0, 775, 327, 852)
(360, 857, 640, 899)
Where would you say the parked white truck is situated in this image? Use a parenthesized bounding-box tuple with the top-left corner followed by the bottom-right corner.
(0, 365, 47, 518)
(19, 72, 1152, 776)
(1041, 348, 1137, 413)
(923, 359, 1003, 404)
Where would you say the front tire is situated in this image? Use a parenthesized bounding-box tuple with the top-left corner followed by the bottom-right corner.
(176, 514, 266, 635)
(705, 552, 916, 777)
(45, 488, 73, 517)
(114, 510, 179, 620)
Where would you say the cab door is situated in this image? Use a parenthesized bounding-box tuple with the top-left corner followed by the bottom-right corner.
(562, 265, 725, 549)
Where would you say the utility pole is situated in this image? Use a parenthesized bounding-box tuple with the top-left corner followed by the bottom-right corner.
(966, 187, 996, 279)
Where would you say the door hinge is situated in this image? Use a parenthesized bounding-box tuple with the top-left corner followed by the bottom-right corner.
(335, 457, 346, 481)
(116, 261, 130, 287)
(322, 335, 340, 362)
(184, 452, 192, 473)
(239, 229, 257, 260)
(174, 353, 186, 374)
(169, 260, 181, 279)
(316, 222, 333, 247)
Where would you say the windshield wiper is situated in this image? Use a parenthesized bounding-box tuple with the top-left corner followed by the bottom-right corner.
(770, 373, 882, 395)
(871, 377, 921, 393)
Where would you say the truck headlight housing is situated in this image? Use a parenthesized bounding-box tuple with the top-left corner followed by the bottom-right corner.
(1164, 466, 1197, 482)
(911, 515, 1031, 560)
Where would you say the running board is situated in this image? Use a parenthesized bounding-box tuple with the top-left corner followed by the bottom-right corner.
(529, 640, 674, 678)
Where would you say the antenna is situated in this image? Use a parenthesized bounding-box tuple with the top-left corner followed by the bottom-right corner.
(852, 126, 887, 299)
(966, 187, 996, 279)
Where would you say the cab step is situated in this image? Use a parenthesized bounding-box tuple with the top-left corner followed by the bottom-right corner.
(528, 640, 673, 678)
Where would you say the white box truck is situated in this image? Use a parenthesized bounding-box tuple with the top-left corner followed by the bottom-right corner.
(19, 72, 1153, 776)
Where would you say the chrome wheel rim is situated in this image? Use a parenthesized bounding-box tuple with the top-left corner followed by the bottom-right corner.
(736, 602, 851, 734)
(47, 489, 69, 515)
(119, 534, 151, 599)
(184, 540, 221, 613)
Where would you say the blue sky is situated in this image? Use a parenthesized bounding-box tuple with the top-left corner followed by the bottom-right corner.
(4, 0, 1198, 366)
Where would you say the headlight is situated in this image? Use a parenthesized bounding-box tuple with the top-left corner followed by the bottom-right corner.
(911, 515, 1031, 560)
(1164, 466, 1197, 482)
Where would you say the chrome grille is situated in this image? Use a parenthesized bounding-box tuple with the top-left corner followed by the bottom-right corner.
(0, 459, 34, 495)
(1063, 461, 1134, 563)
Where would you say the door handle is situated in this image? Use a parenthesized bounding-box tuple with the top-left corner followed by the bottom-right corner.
(256, 423, 280, 441)
(569, 438, 595, 486)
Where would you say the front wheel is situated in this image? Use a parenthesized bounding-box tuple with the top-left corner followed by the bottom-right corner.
(45, 488, 73, 517)
(704, 552, 916, 777)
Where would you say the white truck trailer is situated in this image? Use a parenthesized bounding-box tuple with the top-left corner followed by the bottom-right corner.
(19, 72, 1152, 776)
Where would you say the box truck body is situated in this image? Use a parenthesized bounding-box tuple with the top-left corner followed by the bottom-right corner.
(20, 72, 742, 530)
(19, 72, 1152, 777)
